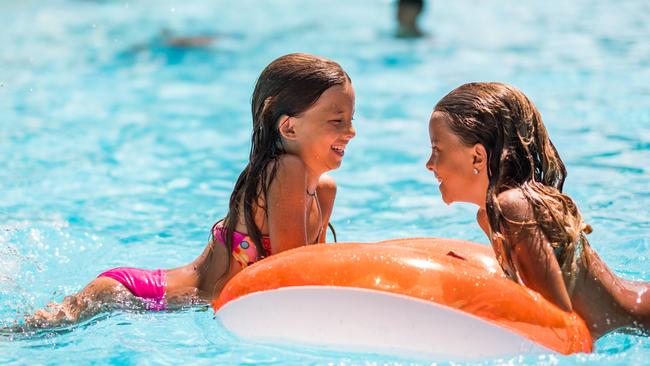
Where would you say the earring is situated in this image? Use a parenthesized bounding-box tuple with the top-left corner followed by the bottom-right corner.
(473, 168, 479, 175)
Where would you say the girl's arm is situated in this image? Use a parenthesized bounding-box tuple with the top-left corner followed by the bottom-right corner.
(316, 174, 337, 243)
(266, 154, 311, 253)
(496, 189, 573, 312)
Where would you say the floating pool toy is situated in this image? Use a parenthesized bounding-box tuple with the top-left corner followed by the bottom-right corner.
(213, 238, 592, 359)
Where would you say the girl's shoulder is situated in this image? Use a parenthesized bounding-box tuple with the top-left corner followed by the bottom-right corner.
(317, 174, 337, 193)
(316, 174, 337, 208)
(496, 188, 534, 223)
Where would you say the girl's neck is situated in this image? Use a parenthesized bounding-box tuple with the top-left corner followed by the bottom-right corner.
(283, 151, 322, 192)
(300, 160, 323, 194)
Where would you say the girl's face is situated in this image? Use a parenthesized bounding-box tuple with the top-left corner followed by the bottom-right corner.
(426, 111, 488, 206)
(285, 82, 356, 175)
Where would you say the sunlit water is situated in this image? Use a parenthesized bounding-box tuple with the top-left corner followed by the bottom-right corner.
(1, 0, 649, 364)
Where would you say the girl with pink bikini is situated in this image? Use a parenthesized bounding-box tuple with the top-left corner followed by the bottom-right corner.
(24, 53, 356, 327)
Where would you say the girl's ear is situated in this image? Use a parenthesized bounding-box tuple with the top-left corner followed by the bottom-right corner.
(278, 115, 297, 140)
(472, 143, 488, 171)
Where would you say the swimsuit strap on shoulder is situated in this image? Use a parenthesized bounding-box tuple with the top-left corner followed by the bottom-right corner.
(313, 191, 323, 244)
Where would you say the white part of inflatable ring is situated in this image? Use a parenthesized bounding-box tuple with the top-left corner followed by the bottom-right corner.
(216, 286, 550, 360)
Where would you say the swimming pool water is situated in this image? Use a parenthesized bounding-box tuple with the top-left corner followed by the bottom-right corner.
(1, 0, 649, 364)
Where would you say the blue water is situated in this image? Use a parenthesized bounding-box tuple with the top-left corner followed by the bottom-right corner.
(1, 0, 649, 364)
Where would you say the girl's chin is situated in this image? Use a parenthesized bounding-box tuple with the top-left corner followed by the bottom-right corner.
(327, 156, 344, 169)
(330, 150, 344, 163)
(441, 194, 453, 205)
(440, 191, 481, 207)
(439, 186, 455, 205)
(317, 161, 342, 175)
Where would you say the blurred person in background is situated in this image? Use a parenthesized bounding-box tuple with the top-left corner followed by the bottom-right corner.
(396, 0, 425, 38)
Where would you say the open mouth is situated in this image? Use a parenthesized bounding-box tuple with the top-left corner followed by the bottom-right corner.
(331, 145, 345, 157)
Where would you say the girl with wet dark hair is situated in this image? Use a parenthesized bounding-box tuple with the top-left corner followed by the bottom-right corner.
(22, 53, 356, 328)
(426, 82, 649, 339)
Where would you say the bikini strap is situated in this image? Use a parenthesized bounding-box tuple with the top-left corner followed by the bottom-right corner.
(328, 222, 338, 243)
(312, 190, 324, 244)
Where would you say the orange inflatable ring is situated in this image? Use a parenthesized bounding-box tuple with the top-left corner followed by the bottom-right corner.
(212, 238, 592, 355)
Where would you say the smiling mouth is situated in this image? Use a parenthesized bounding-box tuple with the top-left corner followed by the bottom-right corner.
(331, 145, 345, 157)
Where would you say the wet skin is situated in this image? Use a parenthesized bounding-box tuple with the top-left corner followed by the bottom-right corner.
(427, 111, 650, 339)
(19, 82, 356, 329)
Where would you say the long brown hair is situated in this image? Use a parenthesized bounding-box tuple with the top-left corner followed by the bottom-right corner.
(434, 82, 589, 275)
(212, 53, 349, 278)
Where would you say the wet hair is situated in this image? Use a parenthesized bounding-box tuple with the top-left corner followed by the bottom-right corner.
(212, 53, 350, 280)
(433, 82, 590, 273)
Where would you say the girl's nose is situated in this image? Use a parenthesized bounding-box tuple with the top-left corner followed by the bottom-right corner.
(346, 122, 356, 140)
(425, 154, 435, 172)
